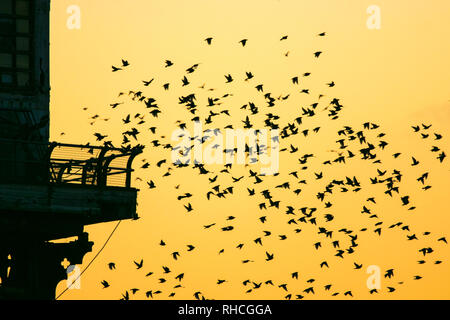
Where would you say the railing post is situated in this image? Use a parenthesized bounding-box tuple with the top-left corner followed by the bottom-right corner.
(95, 147, 109, 187)
(47, 142, 57, 183)
(81, 166, 87, 185)
(101, 155, 117, 187)
(56, 160, 73, 183)
(125, 146, 143, 188)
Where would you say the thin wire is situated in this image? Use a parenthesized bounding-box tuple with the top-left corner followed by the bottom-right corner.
(55, 220, 122, 300)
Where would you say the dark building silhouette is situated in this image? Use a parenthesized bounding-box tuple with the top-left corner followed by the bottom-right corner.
(0, 0, 141, 299)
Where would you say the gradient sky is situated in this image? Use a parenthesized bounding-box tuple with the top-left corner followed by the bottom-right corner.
(50, 0, 450, 299)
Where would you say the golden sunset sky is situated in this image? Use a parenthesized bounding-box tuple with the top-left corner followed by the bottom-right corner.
(51, 0, 450, 299)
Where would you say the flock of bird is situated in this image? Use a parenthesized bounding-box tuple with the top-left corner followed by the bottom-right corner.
(76, 32, 448, 300)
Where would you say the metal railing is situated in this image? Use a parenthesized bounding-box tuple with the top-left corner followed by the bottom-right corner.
(0, 139, 143, 188)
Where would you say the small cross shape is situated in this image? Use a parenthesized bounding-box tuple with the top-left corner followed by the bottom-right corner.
(61, 258, 71, 269)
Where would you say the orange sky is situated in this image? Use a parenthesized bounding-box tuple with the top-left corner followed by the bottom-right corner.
(50, 0, 450, 299)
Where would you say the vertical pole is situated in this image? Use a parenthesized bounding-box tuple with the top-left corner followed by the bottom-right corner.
(125, 147, 143, 188)
(95, 147, 108, 186)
